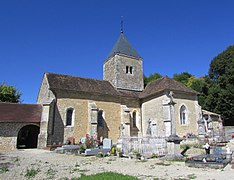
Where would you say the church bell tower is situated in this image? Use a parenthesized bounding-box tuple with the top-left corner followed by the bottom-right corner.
(103, 32, 144, 91)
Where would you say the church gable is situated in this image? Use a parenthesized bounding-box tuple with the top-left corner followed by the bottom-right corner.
(37, 73, 55, 104)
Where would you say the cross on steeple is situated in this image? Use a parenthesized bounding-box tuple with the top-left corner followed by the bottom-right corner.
(120, 16, 124, 33)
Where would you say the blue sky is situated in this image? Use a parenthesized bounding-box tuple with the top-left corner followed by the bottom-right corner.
(1, 0, 234, 104)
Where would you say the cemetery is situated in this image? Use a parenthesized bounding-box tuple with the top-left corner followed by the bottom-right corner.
(52, 131, 234, 170)
(185, 145, 233, 169)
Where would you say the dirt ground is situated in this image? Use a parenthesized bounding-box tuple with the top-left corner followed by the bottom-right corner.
(0, 149, 234, 180)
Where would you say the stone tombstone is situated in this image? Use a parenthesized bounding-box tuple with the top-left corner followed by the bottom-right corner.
(103, 138, 112, 149)
(198, 124, 205, 136)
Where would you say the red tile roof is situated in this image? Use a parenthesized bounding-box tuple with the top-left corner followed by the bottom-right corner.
(0, 103, 42, 123)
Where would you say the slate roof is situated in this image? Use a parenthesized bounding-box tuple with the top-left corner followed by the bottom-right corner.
(139, 76, 198, 98)
(46, 73, 120, 96)
(0, 103, 42, 123)
(108, 33, 141, 59)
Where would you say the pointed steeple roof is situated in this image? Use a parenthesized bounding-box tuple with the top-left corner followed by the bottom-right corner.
(108, 33, 140, 59)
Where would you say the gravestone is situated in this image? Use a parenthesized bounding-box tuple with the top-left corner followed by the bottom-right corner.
(103, 138, 112, 149)
(55, 145, 80, 154)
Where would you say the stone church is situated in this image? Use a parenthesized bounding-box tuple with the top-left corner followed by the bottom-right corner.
(37, 32, 202, 148)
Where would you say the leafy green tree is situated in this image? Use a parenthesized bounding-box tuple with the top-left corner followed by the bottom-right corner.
(144, 73, 162, 87)
(205, 45, 234, 125)
(173, 72, 192, 85)
(0, 83, 21, 103)
(173, 73, 209, 107)
(186, 76, 208, 107)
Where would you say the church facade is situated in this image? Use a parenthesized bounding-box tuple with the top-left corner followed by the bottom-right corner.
(37, 32, 201, 148)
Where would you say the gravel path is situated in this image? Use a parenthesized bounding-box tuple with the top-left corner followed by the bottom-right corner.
(0, 149, 234, 180)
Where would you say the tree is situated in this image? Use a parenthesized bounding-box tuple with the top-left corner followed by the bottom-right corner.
(0, 83, 21, 103)
(172, 72, 209, 107)
(144, 73, 162, 87)
(173, 72, 192, 85)
(186, 76, 208, 107)
(205, 45, 234, 125)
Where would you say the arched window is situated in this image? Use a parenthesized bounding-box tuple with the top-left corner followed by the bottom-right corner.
(180, 105, 187, 125)
(133, 111, 137, 127)
(66, 108, 74, 126)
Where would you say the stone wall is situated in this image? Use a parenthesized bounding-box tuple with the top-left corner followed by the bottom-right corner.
(142, 93, 165, 137)
(38, 102, 65, 148)
(174, 93, 199, 137)
(103, 56, 116, 88)
(54, 91, 135, 144)
(142, 92, 199, 137)
(56, 98, 89, 144)
(104, 54, 144, 91)
(0, 122, 39, 151)
(37, 74, 55, 104)
(95, 101, 121, 142)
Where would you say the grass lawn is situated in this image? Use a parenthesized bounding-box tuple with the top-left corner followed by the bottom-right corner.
(73, 172, 138, 180)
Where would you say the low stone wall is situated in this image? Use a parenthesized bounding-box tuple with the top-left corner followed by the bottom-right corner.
(0, 137, 17, 151)
(119, 137, 167, 157)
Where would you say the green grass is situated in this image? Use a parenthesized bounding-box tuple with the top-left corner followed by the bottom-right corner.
(72, 172, 138, 180)
(187, 173, 197, 179)
(0, 166, 9, 174)
(25, 167, 39, 179)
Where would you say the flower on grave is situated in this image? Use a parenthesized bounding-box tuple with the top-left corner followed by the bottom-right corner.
(84, 134, 99, 149)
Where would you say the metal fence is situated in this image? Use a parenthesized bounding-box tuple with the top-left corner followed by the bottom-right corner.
(120, 136, 167, 157)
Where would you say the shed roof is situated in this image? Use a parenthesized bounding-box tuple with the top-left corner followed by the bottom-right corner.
(0, 103, 42, 123)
